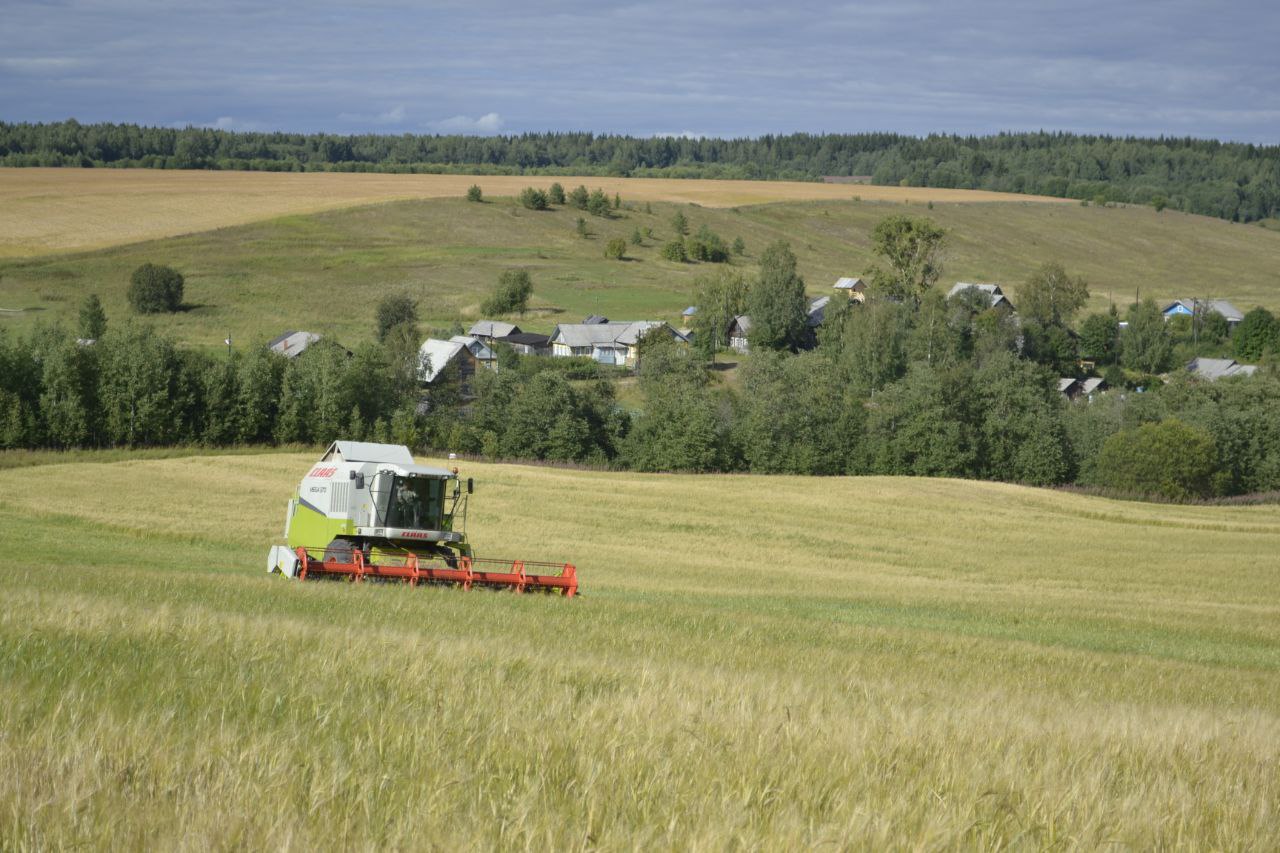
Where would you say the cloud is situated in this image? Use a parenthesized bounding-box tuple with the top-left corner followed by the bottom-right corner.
(428, 112, 504, 134)
(337, 104, 408, 125)
(0, 56, 84, 73)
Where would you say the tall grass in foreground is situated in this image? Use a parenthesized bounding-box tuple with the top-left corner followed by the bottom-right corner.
(1, 452, 1278, 848)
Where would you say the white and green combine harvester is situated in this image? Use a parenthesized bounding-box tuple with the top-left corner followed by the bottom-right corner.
(267, 441, 577, 595)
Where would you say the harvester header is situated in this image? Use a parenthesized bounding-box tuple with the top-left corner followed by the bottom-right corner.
(267, 441, 577, 596)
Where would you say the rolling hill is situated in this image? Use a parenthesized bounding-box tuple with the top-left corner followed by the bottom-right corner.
(0, 450, 1277, 847)
(1, 178, 1278, 349)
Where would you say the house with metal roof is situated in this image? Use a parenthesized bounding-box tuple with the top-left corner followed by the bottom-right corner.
(549, 320, 687, 366)
(418, 338, 481, 392)
(1187, 357, 1258, 381)
(833, 277, 867, 302)
(267, 330, 322, 358)
(467, 320, 521, 342)
(947, 282, 1014, 312)
(501, 331, 551, 356)
(1162, 300, 1245, 328)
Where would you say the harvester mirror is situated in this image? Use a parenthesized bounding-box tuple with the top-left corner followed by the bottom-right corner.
(354, 473, 365, 489)
(467, 478, 474, 494)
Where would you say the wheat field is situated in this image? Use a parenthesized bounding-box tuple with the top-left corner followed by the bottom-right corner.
(0, 451, 1276, 848)
(0, 167, 1069, 257)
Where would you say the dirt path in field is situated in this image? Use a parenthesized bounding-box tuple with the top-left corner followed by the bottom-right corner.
(0, 167, 1069, 257)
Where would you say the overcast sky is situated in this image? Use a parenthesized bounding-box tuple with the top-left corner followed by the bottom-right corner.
(2, 0, 1277, 142)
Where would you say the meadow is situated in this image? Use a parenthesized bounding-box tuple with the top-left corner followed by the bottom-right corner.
(0, 168, 1066, 258)
(1, 450, 1277, 848)
(2, 184, 1278, 349)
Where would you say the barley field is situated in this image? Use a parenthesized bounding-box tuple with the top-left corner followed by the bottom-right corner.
(1, 451, 1277, 848)
(0, 167, 1069, 258)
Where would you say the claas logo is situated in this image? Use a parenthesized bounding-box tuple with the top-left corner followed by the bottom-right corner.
(307, 466, 339, 478)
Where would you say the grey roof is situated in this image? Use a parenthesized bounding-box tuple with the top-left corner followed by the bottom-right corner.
(583, 314, 609, 325)
(729, 315, 752, 335)
(683, 306, 698, 316)
(467, 320, 520, 338)
(833, 276, 865, 290)
(321, 441, 414, 465)
(1080, 377, 1106, 394)
(948, 282, 1012, 310)
(807, 295, 831, 327)
(1187, 357, 1258, 381)
(1057, 377, 1080, 394)
(418, 338, 467, 383)
(268, 330, 321, 358)
(450, 334, 495, 361)
(503, 332, 550, 346)
(553, 321, 682, 348)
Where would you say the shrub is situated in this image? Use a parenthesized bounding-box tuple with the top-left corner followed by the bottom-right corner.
(576, 217, 589, 238)
(604, 237, 627, 260)
(586, 188, 610, 217)
(127, 263, 184, 314)
(661, 240, 688, 262)
(466, 184, 483, 202)
(548, 182, 565, 205)
(519, 187, 549, 210)
(568, 185, 590, 210)
(732, 236, 746, 255)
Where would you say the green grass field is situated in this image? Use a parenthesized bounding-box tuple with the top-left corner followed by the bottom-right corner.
(2, 191, 1278, 349)
(1, 451, 1277, 847)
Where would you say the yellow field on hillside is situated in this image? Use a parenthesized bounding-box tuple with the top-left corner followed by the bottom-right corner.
(0, 167, 1069, 257)
(1, 451, 1277, 847)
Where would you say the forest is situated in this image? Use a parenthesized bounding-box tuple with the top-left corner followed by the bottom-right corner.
(2, 120, 1278, 222)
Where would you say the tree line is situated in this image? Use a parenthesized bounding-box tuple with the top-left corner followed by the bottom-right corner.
(3, 120, 1278, 222)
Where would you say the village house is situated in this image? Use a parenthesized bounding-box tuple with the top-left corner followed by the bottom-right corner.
(833, 276, 867, 302)
(549, 320, 687, 366)
(449, 335, 497, 371)
(947, 282, 1015, 312)
(727, 296, 830, 354)
(267, 330, 322, 358)
(1187, 357, 1258, 381)
(466, 320, 521, 343)
(418, 337, 481, 393)
(501, 332, 551, 356)
(1161, 299, 1245, 330)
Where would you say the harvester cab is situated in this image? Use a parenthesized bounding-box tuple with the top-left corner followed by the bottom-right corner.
(267, 441, 576, 595)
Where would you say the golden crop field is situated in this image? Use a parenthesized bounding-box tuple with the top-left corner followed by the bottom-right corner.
(0, 167, 1069, 257)
(1, 451, 1277, 848)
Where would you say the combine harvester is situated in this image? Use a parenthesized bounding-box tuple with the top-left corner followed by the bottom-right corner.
(267, 441, 577, 596)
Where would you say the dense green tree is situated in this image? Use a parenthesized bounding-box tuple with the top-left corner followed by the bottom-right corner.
(97, 323, 186, 445)
(624, 336, 724, 472)
(481, 269, 534, 316)
(1021, 321, 1078, 374)
(568, 184, 590, 210)
(236, 345, 286, 443)
(547, 182, 565, 204)
(867, 215, 947, 305)
(465, 184, 483, 202)
(39, 339, 99, 447)
(745, 240, 807, 351)
(908, 289, 965, 367)
(1233, 307, 1279, 361)
(1121, 298, 1174, 373)
(973, 352, 1068, 484)
(1096, 419, 1218, 499)
(1018, 261, 1089, 327)
(823, 299, 912, 396)
(685, 224, 729, 262)
(689, 268, 749, 359)
(78, 294, 107, 340)
(670, 210, 689, 236)
(864, 363, 979, 477)
(734, 351, 862, 474)
(1079, 308, 1121, 364)
(732, 236, 746, 256)
(375, 294, 418, 341)
(586, 188, 610, 217)
(127, 263, 184, 314)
